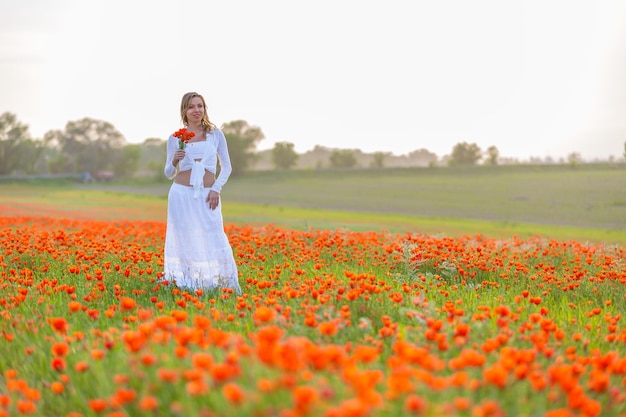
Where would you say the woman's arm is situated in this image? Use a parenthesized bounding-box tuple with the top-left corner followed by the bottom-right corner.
(210, 129, 232, 193)
(164, 136, 179, 179)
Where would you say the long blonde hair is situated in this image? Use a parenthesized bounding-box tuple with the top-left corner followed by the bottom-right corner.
(180, 92, 217, 133)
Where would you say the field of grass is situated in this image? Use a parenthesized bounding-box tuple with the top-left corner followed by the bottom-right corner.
(0, 163, 624, 245)
(223, 164, 626, 229)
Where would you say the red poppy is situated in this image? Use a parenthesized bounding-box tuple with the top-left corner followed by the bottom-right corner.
(173, 128, 195, 149)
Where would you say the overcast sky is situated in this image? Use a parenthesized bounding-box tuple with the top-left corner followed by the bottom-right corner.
(2, 0, 626, 161)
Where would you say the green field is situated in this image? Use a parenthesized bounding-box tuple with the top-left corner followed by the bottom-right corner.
(0, 163, 624, 245)
(224, 164, 626, 229)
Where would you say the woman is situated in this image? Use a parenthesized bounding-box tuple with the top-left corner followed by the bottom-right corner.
(162, 92, 241, 295)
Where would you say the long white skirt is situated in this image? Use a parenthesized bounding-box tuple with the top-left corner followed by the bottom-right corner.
(163, 183, 241, 294)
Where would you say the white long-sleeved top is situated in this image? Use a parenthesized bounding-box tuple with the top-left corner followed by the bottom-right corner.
(164, 129, 233, 198)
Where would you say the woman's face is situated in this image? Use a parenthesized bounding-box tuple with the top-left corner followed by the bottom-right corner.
(186, 96, 205, 125)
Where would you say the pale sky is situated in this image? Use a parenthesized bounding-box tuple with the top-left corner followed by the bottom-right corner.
(1, 0, 626, 161)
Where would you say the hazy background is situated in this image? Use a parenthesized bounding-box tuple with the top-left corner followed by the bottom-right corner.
(2, 0, 626, 161)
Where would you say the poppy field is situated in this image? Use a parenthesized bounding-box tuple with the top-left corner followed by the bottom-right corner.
(1, 214, 625, 417)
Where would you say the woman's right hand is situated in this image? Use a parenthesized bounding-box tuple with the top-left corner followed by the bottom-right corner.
(174, 149, 185, 163)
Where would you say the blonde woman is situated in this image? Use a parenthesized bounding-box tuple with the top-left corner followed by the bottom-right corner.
(162, 92, 241, 294)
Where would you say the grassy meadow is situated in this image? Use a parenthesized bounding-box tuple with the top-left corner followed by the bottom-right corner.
(1, 163, 624, 244)
(1, 164, 625, 416)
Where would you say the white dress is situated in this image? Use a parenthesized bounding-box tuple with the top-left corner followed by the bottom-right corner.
(162, 131, 241, 294)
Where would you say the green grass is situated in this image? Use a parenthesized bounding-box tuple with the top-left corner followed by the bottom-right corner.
(0, 163, 624, 245)
(224, 164, 626, 230)
(223, 202, 626, 245)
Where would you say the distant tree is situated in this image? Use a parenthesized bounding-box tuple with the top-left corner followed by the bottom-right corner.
(44, 131, 65, 174)
(329, 149, 357, 169)
(43, 118, 126, 174)
(271, 141, 298, 170)
(567, 152, 582, 165)
(18, 139, 47, 174)
(370, 151, 388, 168)
(0, 112, 37, 175)
(115, 144, 142, 178)
(448, 142, 482, 166)
(139, 138, 167, 179)
(485, 145, 499, 165)
(623, 141, 626, 159)
(407, 148, 438, 166)
(221, 120, 264, 176)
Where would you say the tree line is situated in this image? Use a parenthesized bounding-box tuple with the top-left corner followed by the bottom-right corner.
(0, 113, 267, 179)
(2, 112, 622, 180)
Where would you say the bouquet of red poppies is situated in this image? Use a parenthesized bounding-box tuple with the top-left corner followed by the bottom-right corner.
(173, 128, 195, 149)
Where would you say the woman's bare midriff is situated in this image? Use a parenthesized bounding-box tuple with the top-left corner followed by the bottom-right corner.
(174, 164, 216, 188)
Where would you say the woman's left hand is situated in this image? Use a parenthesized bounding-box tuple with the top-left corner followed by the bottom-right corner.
(207, 190, 219, 210)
